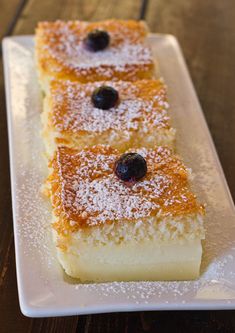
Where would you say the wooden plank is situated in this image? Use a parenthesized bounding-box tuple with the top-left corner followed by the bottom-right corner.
(75, 311, 235, 332)
(146, 0, 235, 201)
(0, 0, 24, 273)
(0, 1, 28, 332)
(0, 0, 23, 39)
(0, 1, 143, 332)
(13, 0, 142, 35)
(1, 1, 235, 332)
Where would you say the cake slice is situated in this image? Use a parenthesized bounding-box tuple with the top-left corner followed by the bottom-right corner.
(46, 145, 205, 282)
(35, 19, 154, 91)
(42, 79, 175, 157)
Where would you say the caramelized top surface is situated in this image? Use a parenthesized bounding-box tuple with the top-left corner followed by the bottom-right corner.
(36, 20, 153, 81)
(49, 79, 171, 134)
(49, 145, 204, 232)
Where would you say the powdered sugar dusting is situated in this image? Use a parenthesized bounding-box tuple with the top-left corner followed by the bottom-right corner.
(65, 44, 152, 71)
(7, 39, 59, 278)
(74, 253, 235, 303)
(73, 175, 160, 222)
(50, 80, 170, 134)
(53, 145, 204, 228)
(37, 20, 153, 76)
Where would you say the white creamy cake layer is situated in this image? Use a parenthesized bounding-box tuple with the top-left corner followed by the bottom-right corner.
(47, 145, 205, 282)
(57, 238, 202, 282)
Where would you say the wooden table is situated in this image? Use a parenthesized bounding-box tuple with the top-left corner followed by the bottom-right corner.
(1, 0, 235, 331)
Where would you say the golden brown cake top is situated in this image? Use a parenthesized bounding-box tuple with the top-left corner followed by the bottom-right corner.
(36, 20, 153, 81)
(49, 145, 204, 232)
(49, 79, 171, 134)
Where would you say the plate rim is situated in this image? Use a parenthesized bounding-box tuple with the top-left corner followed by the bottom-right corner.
(2, 33, 235, 317)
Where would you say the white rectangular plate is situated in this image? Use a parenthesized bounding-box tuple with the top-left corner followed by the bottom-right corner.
(3, 34, 235, 317)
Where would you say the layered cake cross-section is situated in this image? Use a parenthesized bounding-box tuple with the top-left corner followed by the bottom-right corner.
(42, 79, 175, 156)
(35, 19, 154, 91)
(46, 145, 205, 282)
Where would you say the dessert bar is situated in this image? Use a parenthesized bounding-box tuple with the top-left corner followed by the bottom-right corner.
(36, 20, 154, 91)
(46, 145, 205, 282)
(42, 79, 175, 156)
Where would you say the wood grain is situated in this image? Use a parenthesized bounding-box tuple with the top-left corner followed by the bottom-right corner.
(13, 0, 142, 34)
(0, 0, 27, 330)
(1, 0, 235, 332)
(0, 0, 25, 294)
(0, 0, 24, 39)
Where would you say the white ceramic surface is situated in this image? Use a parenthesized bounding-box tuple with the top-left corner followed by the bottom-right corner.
(2, 34, 235, 317)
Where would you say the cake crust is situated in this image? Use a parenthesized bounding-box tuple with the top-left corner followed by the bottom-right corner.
(49, 79, 171, 133)
(35, 19, 154, 84)
(42, 79, 175, 154)
(48, 145, 205, 235)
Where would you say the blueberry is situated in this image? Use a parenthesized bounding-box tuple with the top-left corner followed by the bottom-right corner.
(114, 153, 147, 182)
(91, 86, 119, 110)
(84, 30, 110, 52)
